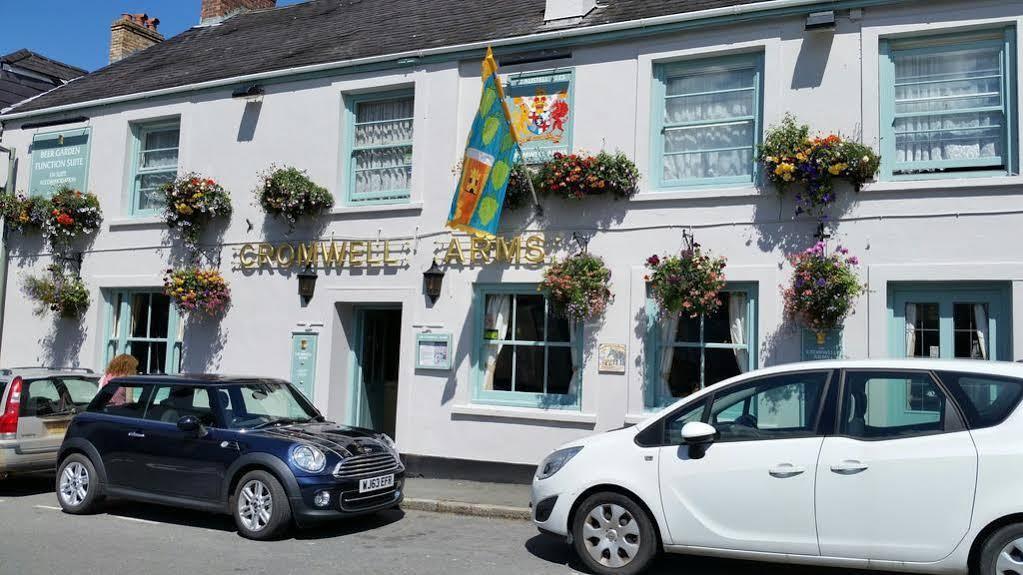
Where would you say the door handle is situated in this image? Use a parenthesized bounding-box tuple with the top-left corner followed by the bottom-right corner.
(831, 460, 868, 475)
(127, 431, 145, 439)
(768, 463, 806, 478)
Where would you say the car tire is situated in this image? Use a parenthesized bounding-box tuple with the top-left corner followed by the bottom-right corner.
(55, 454, 103, 515)
(572, 492, 657, 575)
(233, 470, 292, 540)
(977, 522, 1023, 575)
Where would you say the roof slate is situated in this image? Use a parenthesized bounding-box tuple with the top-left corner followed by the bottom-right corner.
(5, 0, 773, 116)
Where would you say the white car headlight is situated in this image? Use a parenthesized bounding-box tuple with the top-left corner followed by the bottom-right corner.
(377, 433, 399, 454)
(290, 444, 326, 473)
(537, 447, 582, 480)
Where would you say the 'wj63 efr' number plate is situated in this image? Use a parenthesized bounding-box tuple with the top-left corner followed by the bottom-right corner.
(359, 474, 394, 493)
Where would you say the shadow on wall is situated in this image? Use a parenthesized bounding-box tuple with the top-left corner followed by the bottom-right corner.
(791, 29, 835, 90)
(237, 101, 262, 143)
(37, 318, 88, 368)
(760, 319, 803, 367)
(180, 316, 229, 373)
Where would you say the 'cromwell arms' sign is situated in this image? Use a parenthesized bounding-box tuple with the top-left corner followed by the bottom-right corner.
(237, 234, 549, 269)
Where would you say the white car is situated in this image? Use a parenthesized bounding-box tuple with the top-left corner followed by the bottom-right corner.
(531, 359, 1023, 575)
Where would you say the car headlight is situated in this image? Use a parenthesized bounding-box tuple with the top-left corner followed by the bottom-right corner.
(290, 444, 326, 473)
(536, 446, 582, 480)
(377, 433, 399, 454)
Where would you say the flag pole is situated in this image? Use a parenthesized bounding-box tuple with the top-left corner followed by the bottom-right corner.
(516, 147, 544, 218)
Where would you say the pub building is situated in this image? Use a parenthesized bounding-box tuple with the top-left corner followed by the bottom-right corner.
(1, 0, 1022, 473)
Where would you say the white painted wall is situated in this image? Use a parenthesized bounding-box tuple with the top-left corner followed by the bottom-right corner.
(2, 0, 1023, 465)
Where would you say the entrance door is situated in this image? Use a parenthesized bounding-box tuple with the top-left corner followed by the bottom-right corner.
(351, 307, 402, 437)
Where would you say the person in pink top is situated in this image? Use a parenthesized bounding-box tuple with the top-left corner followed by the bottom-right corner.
(101, 354, 139, 405)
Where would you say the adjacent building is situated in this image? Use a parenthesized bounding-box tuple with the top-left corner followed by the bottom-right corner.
(1, 0, 1021, 472)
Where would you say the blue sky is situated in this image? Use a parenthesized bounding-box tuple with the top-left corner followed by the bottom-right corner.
(1, 0, 307, 72)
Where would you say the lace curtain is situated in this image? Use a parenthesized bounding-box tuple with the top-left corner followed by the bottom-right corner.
(894, 46, 1003, 166)
(353, 97, 414, 196)
(482, 295, 510, 391)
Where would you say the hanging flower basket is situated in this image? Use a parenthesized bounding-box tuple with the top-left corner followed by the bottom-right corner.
(23, 265, 90, 319)
(783, 241, 867, 337)
(256, 166, 333, 228)
(162, 173, 233, 250)
(758, 115, 880, 219)
(537, 151, 639, 200)
(646, 247, 727, 319)
(43, 187, 104, 245)
(540, 252, 613, 322)
(163, 267, 232, 317)
(0, 194, 48, 234)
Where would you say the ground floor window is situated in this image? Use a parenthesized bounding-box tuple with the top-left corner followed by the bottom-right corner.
(646, 284, 757, 409)
(891, 282, 1010, 361)
(104, 291, 182, 374)
(474, 284, 581, 409)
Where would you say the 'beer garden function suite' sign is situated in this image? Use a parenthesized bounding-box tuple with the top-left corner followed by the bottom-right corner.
(30, 128, 91, 195)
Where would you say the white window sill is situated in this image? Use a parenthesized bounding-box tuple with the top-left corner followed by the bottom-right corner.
(450, 404, 597, 425)
(108, 216, 165, 229)
(632, 186, 760, 202)
(862, 175, 1023, 193)
(330, 201, 423, 215)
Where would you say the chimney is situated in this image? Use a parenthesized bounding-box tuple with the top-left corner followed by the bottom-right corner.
(544, 0, 597, 21)
(109, 14, 163, 64)
(201, 0, 276, 24)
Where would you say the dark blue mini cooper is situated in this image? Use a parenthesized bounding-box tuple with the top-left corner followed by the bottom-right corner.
(55, 375, 404, 539)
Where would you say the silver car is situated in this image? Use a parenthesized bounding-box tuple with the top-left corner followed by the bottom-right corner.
(0, 368, 100, 478)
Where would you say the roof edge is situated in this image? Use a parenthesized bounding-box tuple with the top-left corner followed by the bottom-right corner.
(0, 0, 905, 122)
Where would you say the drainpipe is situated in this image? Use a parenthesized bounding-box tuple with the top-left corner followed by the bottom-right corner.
(0, 144, 13, 362)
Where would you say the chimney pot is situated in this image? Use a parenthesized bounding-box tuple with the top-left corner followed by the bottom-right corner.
(109, 12, 164, 64)
(201, 0, 276, 24)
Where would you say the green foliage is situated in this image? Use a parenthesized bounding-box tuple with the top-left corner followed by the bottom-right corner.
(257, 166, 334, 227)
(646, 248, 727, 319)
(783, 241, 867, 333)
(162, 173, 233, 250)
(23, 265, 90, 319)
(537, 151, 639, 200)
(540, 252, 613, 322)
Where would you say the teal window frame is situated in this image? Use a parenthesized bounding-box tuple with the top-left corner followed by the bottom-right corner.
(472, 283, 582, 410)
(879, 28, 1018, 180)
(103, 290, 183, 375)
(128, 119, 180, 217)
(650, 53, 764, 190)
(504, 68, 574, 164)
(343, 89, 415, 206)
(888, 282, 1012, 361)
(644, 283, 758, 410)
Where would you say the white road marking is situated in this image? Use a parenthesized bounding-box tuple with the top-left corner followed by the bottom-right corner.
(111, 515, 161, 526)
(33, 505, 62, 511)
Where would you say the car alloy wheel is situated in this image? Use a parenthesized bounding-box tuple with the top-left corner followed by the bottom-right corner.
(238, 479, 274, 532)
(59, 461, 90, 507)
(996, 537, 1023, 575)
(582, 503, 643, 569)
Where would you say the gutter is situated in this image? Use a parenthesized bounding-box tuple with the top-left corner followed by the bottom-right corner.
(0, 0, 903, 121)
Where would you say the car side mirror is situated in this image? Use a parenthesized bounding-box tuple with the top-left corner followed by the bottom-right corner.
(177, 415, 207, 437)
(681, 422, 716, 459)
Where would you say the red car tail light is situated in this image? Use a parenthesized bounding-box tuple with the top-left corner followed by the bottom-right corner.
(0, 377, 23, 439)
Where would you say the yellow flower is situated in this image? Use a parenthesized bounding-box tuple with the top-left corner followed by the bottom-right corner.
(796, 152, 807, 162)
(176, 203, 194, 215)
(774, 163, 795, 176)
(828, 163, 849, 175)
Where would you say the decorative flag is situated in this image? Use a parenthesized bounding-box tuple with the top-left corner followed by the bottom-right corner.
(447, 47, 520, 238)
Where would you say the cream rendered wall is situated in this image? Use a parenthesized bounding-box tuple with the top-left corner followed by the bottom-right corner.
(2, 0, 1023, 465)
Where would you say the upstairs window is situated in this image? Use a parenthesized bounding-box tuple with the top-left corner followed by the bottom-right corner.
(881, 29, 1017, 179)
(345, 91, 414, 205)
(130, 120, 179, 215)
(652, 53, 763, 189)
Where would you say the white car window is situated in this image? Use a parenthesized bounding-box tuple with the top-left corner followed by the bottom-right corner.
(708, 372, 829, 442)
(840, 371, 947, 439)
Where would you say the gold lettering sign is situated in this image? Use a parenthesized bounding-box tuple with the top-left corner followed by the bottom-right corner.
(238, 240, 407, 270)
(440, 234, 547, 266)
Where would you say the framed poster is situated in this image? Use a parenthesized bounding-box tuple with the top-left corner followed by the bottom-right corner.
(290, 332, 319, 400)
(598, 343, 627, 374)
(416, 332, 452, 370)
(29, 127, 91, 196)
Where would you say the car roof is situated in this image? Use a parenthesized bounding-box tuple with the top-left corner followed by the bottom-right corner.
(108, 374, 288, 387)
(0, 367, 97, 380)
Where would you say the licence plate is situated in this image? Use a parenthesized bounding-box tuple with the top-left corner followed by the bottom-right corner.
(359, 474, 394, 493)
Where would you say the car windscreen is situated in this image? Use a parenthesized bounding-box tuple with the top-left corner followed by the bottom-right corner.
(61, 378, 101, 407)
(219, 382, 320, 429)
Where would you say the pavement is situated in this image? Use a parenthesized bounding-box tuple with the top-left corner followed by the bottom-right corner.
(403, 477, 533, 519)
(0, 473, 889, 575)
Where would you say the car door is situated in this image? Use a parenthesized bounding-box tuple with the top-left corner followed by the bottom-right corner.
(658, 370, 832, 555)
(86, 381, 153, 487)
(137, 384, 233, 501)
(15, 378, 68, 465)
(815, 369, 977, 562)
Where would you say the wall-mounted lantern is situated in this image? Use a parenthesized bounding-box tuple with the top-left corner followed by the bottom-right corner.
(423, 260, 445, 304)
(297, 267, 318, 303)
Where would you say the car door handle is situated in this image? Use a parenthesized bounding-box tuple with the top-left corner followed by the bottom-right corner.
(127, 431, 145, 439)
(831, 460, 868, 475)
(768, 463, 806, 478)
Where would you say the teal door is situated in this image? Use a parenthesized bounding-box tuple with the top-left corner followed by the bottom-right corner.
(290, 332, 318, 401)
(349, 307, 402, 436)
(891, 283, 1011, 361)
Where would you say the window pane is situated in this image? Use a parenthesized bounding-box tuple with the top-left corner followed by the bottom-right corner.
(663, 122, 754, 154)
(130, 341, 167, 375)
(137, 172, 175, 211)
(21, 379, 62, 417)
(356, 97, 414, 125)
(675, 315, 700, 343)
(150, 295, 170, 339)
(145, 385, 215, 425)
(704, 348, 742, 387)
(547, 306, 571, 343)
(546, 347, 575, 396)
(140, 148, 178, 170)
(665, 400, 707, 445)
(841, 371, 944, 439)
(130, 294, 150, 338)
(483, 294, 512, 341)
(354, 165, 412, 196)
(515, 294, 545, 341)
(483, 344, 513, 392)
(908, 302, 941, 358)
(663, 148, 753, 181)
(89, 384, 149, 418)
(353, 146, 413, 170)
(664, 67, 757, 123)
(710, 371, 828, 441)
(514, 346, 544, 393)
(894, 114, 1003, 165)
(939, 372, 1023, 428)
(704, 294, 733, 344)
(62, 378, 100, 406)
(143, 128, 179, 152)
(953, 302, 988, 359)
(665, 347, 701, 399)
(355, 119, 414, 147)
